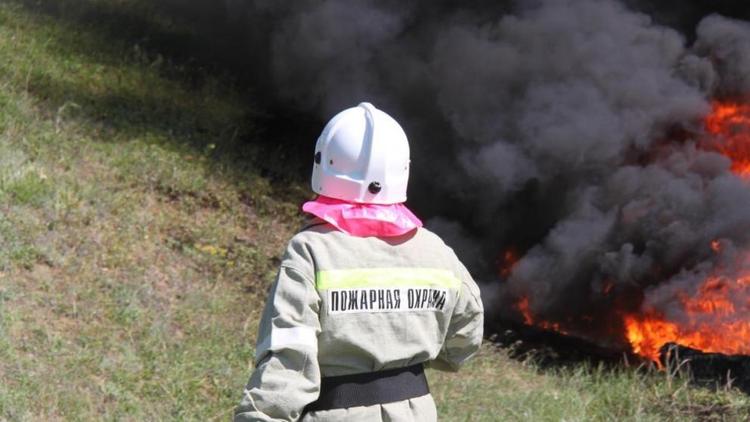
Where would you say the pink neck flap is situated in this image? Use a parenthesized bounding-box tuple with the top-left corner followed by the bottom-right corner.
(302, 196, 423, 237)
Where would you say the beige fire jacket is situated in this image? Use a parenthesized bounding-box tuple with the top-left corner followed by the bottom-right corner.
(234, 222, 484, 422)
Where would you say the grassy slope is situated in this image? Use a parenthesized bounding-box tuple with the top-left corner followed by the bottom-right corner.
(0, 2, 748, 421)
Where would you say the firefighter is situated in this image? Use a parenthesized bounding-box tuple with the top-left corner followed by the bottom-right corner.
(234, 102, 484, 421)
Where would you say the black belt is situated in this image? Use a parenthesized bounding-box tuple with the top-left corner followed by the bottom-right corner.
(304, 364, 429, 412)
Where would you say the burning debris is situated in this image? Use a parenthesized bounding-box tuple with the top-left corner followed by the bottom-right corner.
(624, 242, 750, 365)
(504, 98, 750, 367)
(458, 5, 750, 369)
(609, 101, 750, 365)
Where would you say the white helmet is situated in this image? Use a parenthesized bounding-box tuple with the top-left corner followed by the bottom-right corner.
(311, 102, 410, 204)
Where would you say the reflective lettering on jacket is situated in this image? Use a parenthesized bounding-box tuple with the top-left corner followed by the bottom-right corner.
(328, 287, 448, 313)
(317, 268, 459, 315)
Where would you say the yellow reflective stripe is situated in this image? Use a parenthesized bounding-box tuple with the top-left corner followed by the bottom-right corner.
(316, 268, 461, 291)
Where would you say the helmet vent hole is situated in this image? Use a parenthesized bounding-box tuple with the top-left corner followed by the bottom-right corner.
(368, 182, 382, 194)
(314, 152, 321, 164)
(329, 159, 334, 165)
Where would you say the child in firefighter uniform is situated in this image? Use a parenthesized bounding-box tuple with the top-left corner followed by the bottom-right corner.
(235, 103, 484, 422)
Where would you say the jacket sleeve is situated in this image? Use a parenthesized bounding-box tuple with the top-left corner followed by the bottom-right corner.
(430, 259, 484, 372)
(234, 239, 321, 421)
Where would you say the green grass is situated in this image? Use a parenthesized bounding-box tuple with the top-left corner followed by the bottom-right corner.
(0, 2, 299, 419)
(0, 1, 749, 421)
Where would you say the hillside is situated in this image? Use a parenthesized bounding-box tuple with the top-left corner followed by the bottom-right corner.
(0, 1, 749, 420)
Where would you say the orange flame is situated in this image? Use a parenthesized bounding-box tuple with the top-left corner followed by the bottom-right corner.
(704, 101, 750, 177)
(624, 245, 750, 364)
(515, 295, 565, 332)
(498, 249, 520, 278)
(516, 296, 534, 325)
